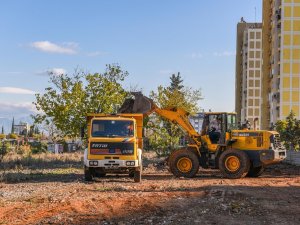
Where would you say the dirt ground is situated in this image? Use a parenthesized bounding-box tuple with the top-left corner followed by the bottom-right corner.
(0, 153, 300, 225)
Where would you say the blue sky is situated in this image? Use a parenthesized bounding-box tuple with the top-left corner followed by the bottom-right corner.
(0, 0, 262, 119)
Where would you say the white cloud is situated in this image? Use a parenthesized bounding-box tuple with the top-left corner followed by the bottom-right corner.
(213, 51, 236, 57)
(0, 87, 36, 95)
(36, 68, 67, 76)
(30, 41, 78, 54)
(187, 53, 203, 59)
(49, 68, 66, 76)
(0, 102, 37, 118)
(86, 51, 107, 57)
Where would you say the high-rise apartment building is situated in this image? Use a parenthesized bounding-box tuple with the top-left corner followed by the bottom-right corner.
(262, 0, 300, 128)
(235, 21, 263, 129)
(237, 0, 300, 130)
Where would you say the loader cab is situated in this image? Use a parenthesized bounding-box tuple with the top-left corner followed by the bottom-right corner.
(201, 112, 237, 149)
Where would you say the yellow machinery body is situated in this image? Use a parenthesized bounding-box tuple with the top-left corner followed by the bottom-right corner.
(118, 93, 287, 178)
(83, 113, 144, 182)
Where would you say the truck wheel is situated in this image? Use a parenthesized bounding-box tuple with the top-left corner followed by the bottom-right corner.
(247, 165, 264, 177)
(219, 149, 250, 179)
(134, 170, 141, 182)
(84, 166, 93, 181)
(169, 149, 199, 178)
(95, 172, 106, 177)
(129, 171, 135, 178)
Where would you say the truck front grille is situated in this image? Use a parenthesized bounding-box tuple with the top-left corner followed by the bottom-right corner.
(90, 142, 134, 155)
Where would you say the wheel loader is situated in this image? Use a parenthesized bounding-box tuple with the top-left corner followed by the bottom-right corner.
(118, 92, 287, 179)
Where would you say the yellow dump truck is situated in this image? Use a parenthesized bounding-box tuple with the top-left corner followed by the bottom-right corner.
(119, 92, 287, 179)
(83, 113, 143, 182)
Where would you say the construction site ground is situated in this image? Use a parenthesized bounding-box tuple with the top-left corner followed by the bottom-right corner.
(0, 152, 300, 225)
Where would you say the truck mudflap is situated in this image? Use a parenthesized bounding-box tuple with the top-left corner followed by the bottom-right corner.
(260, 148, 286, 165)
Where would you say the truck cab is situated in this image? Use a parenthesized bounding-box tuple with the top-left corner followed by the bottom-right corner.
(84, 113, 143, 182)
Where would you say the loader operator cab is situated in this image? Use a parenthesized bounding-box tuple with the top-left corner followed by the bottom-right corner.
(201, 112, 237, 146)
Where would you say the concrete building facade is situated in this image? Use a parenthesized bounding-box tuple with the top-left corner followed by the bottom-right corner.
(237, 0, 300, 129)
(261, 0, 300, 128)
(235, 22, 263, 129)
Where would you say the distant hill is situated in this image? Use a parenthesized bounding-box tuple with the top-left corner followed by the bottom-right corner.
(0, 116, 34, 134)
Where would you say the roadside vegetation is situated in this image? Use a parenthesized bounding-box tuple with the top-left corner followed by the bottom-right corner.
(276, 111, 300, 151)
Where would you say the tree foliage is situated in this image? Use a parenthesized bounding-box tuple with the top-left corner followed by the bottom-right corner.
(275, 111, 300, 151)
(146, 73, 202, 156)
(33, 64, 128, 138)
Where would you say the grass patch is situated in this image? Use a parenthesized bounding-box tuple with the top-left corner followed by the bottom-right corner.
(0, 152, 83, 183)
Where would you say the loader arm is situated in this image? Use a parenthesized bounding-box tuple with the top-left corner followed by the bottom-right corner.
(118, 92, 201, 145)
(153, 107, 201, 145)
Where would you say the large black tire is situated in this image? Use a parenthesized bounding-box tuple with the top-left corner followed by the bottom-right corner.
(133, 160, 142, 182)
(168, 149, 199, 178)
(247, 165, 264, 177)
(219, 149, 250, 179)
(134, 170, 141, 182)
(84, 166, 93, 181)
(129, 171, 135, 178)
(95, 172, 106, 177)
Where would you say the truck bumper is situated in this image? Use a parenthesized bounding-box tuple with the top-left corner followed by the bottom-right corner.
(84, 159, 139, 168)
(260, 148, 286, 165)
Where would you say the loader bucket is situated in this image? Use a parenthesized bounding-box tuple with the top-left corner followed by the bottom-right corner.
(118, 92, 155, 114)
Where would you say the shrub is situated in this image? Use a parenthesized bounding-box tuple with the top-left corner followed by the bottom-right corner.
(8, 133, 18, 139)
(0, 134, 6, 140)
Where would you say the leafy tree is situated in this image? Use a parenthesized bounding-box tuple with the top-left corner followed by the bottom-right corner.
(33, 64, 128, 138)
(275, 111, 300, 151)
(147, 72, 202, 156)
(1, 126, 4, 134)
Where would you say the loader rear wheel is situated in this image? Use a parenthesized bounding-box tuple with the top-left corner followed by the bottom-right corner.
(247, 165, 264, 177)
(169, 149, 199, 178)
(219, 150, 250, 179)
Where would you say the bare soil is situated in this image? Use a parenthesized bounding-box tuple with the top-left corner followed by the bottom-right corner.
(0, 152, 300, 225)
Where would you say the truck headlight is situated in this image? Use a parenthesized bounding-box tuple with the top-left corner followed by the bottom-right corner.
(89, 161, 98, 166)
(126, 161, 135, 166)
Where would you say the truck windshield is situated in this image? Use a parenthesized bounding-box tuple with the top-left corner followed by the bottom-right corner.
(92, 120, 134, 137)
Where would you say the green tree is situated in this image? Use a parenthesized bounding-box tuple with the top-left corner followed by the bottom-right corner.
(147, 73, 202, 156)
(1, 126, 4, 134)
(33, 64, 128, 138)
(169, 72, 184, 92)
(275, 111, 300, 151)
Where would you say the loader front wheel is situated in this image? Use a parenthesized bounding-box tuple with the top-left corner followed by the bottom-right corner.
(169, 149, 199, 178)
(219, 150, 250, 179)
